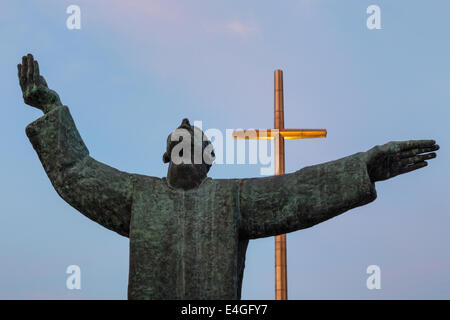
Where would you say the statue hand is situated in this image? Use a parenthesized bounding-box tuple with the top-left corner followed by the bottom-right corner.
(18, 53, 62, 113)
(362, 140, 439, 183)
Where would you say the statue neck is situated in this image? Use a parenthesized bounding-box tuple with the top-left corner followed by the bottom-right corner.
(166, 163, 208, 191)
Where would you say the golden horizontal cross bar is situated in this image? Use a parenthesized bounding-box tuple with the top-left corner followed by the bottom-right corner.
(232, 129, 327, 140)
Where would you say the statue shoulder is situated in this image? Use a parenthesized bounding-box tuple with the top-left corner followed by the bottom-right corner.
(131, 173, 165, 189)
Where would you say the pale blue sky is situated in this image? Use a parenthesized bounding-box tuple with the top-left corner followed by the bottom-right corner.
(0, 0, 449, 299)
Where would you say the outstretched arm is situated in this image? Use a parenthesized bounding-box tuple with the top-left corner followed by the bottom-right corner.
(19, 54, 132, 237)
(239, 140, 438, 239)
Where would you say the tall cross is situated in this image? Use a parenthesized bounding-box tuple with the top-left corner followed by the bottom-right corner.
(233, 70, 327, 300)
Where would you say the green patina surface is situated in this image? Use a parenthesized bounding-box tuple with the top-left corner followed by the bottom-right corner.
(26, 106, 377, 299)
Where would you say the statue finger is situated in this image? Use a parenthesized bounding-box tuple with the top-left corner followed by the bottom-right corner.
(38, 75, 48, 88)
(401, 153, 436, 166)
(399, 140, 436, 151)
(19, 61, 27, 90)
(26, 54, 34, 83)
(21, 56, 28, 83)
(398, 145, 440, 159)
(33, 60, 40, 84)
(399, 161, 428, 175)
(17, 64, 24, 91)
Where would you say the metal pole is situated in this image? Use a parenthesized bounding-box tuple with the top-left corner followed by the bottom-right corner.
(274, 69, 287, 300)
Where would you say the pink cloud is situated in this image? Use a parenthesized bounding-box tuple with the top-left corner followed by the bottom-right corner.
(57, 0, 267, 106)
(226, 20, 260, 37)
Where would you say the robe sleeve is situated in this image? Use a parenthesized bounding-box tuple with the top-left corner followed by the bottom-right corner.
(238, 153, 378, 239)
(25, 105, 133, 237)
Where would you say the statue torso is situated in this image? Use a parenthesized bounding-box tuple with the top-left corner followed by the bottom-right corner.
(128, 175, 248, 299)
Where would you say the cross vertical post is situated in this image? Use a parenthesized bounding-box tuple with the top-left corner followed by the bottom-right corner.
(232, 69, 327, 299)
(274, 70, 287, 300)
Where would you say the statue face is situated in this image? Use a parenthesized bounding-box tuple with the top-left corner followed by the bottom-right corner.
(163, 119, 215, 190)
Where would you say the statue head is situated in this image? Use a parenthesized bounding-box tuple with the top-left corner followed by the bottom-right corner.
(163, 118, 215, 190)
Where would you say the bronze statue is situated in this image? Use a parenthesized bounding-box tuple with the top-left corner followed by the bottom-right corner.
(18, 54, 439, 299)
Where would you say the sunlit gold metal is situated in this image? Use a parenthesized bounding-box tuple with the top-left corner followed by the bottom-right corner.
(232, 129, 327, 140)
(274, 69, 287, 301)
(232, 70, 327, 300)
